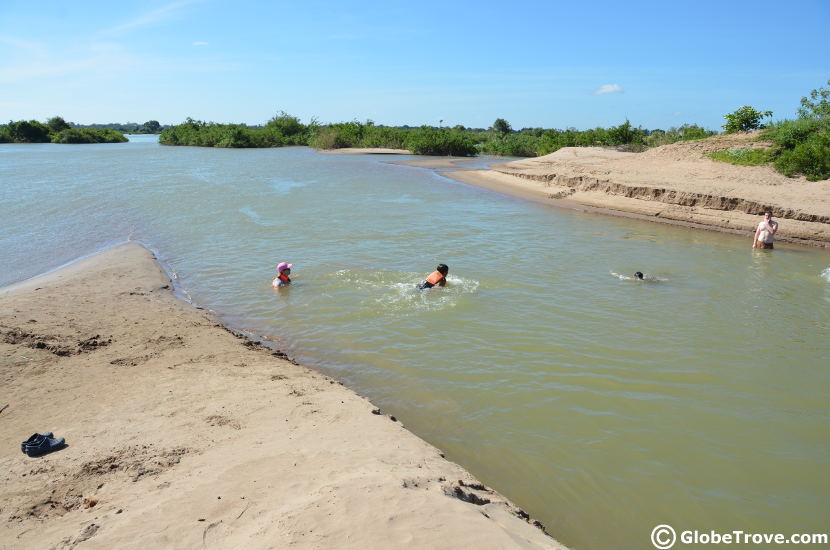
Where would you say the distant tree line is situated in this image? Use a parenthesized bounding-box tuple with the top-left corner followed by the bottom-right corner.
(0, 116, 128, 144)
(159, 115, 716, 158)
(70, 120, 166, 134)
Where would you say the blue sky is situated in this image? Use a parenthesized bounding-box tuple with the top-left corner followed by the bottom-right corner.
(1, 0, 828, 130)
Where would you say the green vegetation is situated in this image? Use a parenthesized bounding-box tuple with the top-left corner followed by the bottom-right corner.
(722, 105, 773, 133)
(708, 147, 774, 166)
(52, 128, 129, 144)
(159, 114, 718, 158)
(73, 120, 167, 134)
(767, 117, 830, 181)
(307, 121, 476, 155)
(798, 80, 830, 119)
(159, 115, 315, 148)
(0, 117, 127, 144)
(492, 118, 513, 135)
(710, 80, 830, 181)
(645, 124, 714, 147)
(406, 126, 477, 156)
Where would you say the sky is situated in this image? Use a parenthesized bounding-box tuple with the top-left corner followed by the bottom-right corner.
(1, 0, 828, 130)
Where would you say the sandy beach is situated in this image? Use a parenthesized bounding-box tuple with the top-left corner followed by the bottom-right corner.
(399, 132, 830, 247)
(0, 243, 564, 549)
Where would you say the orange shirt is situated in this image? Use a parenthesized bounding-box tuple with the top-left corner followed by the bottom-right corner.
(425, 270, 445, 286)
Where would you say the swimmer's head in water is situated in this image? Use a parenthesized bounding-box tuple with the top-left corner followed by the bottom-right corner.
(277, 261, 293, 274)
(436, 263, 449, 275)
(635, 271, 644, 279)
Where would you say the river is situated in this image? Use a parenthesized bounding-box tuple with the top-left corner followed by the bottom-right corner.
(2, 135, 828, 549)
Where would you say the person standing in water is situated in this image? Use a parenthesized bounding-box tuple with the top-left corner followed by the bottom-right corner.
(753, 211, 778, 249)
(418, 264, 448, 290)
(272, 262, 293, 288)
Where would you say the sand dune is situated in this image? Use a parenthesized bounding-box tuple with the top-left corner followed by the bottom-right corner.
(434, 132, 830, 247)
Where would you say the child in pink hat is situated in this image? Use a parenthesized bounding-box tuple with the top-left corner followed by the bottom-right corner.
(272, 262, 293, 288)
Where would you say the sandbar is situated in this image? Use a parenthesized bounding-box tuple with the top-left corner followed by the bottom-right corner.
(400, 132, 830, 247)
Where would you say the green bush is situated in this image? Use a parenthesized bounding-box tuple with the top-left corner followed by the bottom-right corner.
(0, 118, 128, 144)
(774, 133, 830, 181)
(760, 92, 830, 181)
(52, 128, 127, 143)
(478, 132, 541, 156)
(4, 120, 50, 142)
(646, 125, 717, 147)
(722, 106, 773, 133)
(265, 112, 309, 145)
(161, 120, 264, 148)
(607, 120, 645, 146)
(406, 126, 477, 156)
(766, 117, 822, 149)
(47, 116, 71, 134)
(360, 126, 409, 149)
(308, 121, 364, 149)
(798, 79, 830, 120)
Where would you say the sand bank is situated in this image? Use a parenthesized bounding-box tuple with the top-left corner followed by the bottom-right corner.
(320, 147, 413, 155)
(0, 243, 564, 549)
(404, 132, 830, 247)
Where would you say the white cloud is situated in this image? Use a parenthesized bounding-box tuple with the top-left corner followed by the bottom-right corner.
(192, 41, 209, 46)
(593, 84, 624, 95)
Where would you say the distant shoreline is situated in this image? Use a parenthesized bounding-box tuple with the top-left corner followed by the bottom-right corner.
(319, 147, 413, 155)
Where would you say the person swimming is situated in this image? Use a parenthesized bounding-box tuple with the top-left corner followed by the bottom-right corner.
(635, 271, 644, 280)
(272, 261, 293, 288)
(417, 264, 448, 290)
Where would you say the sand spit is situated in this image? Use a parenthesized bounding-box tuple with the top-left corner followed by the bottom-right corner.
(320, 147, 413, 155)
(0, 243, 564, 550)
(420, 132, 830, 247)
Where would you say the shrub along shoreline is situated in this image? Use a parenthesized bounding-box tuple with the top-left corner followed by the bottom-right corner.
(158, 114, 716, 158)
(0, 117, 127, 144)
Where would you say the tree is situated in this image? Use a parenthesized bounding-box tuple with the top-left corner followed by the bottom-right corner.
(266, 111, 303, 136)
(5, 120, 50, 142)
(722, 106, 773, 133)
(797, 79, 830, 120)
(607, 119, 644, 145)
(47, 116, 71, 133)
(140, 120, 161, 133)
(492, 118, 512, 135)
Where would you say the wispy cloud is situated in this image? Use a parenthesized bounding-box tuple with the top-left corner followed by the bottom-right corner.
(0, 43, 138, 85)
(192, 41, 209, 46)
(102, 0, 199, 34)
(593, 84, 624, 95)
(0, 34, 46, 53)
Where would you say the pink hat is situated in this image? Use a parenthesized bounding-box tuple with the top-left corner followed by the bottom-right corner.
(277, 262, 293, 273)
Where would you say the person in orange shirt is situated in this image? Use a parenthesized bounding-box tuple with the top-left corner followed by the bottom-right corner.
(272, 262, 293, 288)
(417, 264, 448, 290)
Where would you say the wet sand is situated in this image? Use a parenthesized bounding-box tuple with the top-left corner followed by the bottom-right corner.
(0, 243, 564, 549)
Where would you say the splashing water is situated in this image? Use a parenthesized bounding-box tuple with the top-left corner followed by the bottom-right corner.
(328, 270, 479, 315)
(610, 271, 667, 282)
